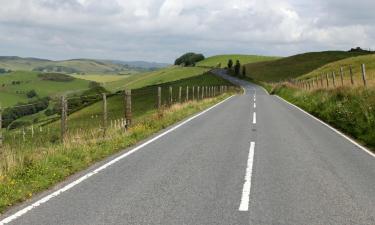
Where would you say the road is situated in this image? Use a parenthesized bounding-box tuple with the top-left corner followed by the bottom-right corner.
(1, 69, 375, 225)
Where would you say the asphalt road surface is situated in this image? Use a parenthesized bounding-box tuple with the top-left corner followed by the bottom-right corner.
(1, 69, 374, 225)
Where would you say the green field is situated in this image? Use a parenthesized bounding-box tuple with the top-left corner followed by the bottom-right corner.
(244, 51, 371, 82)
(0, 71, 91, 107)
(104, 66, 210, 91)
(196, 54, 279, 68)
(71, 74, 131, 83)
(0, 57, 138, 75)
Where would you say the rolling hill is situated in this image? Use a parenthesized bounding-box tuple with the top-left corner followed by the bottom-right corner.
(196, 54, 280, 68)
(244, 51, 372, 82)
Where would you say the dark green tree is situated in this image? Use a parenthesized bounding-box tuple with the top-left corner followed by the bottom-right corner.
(234, 60, 241, 76)
(26, 89, 38, 98)
(227, 59, 233, 69)
(242, 66, 246, 77)
(174, 53, 205, 66)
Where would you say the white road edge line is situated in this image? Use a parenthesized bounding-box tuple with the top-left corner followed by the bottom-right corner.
(253, 112, 256, 124)
(239, 141, 255, 211)
(276, 95, 375, 158)
(0, 95, 235, 225)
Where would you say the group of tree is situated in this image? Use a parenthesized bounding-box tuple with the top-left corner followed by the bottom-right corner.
(174, 52, 205, 66)
(227, 59, 246, 77)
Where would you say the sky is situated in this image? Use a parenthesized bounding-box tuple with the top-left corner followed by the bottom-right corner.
(0, 0, 374, 63)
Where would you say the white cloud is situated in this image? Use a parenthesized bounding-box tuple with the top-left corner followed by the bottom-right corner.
(0, 0, 373, 62)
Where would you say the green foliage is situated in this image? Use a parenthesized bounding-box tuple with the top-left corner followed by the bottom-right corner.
(228, 59, 233, 69)
(26, 90, 38, 98)
(234, 60, 241, 76)
(245, 51, 371, 82)
(38, 73, 75, 82)
(272, 85, 375, 149)
(174, 52, 205, 66)
(197, 54, 280, 68)
(242, 66, 246, 77)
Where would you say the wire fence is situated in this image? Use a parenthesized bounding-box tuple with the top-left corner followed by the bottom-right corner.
(0, 85, 236, 149)
(288, 63, 374, 90)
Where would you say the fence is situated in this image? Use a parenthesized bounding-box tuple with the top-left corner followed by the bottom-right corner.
(0, 85, 234, 148)
(288, 63, 374, 90)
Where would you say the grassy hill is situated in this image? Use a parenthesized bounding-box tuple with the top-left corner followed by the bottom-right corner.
(196, 54, 280, 68)
(104, 66, 210, 91)
(0, 71, 91, 107)
(298, 54, 375, 84)
(0, 57, 140, 75)
(244, 51, 371, 82)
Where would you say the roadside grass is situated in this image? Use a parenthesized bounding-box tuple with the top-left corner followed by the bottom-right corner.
(270, 84, 375, 151)
(0, 93, 236, 214)
(244, 51, 371, 82)
(104, 66, 210, 91)
(0, 71, 90, 107)
(196, 54, 279, 68)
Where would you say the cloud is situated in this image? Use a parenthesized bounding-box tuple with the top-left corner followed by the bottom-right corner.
(0, 0, 373, 62)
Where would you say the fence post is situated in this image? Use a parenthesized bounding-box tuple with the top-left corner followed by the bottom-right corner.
(340, 67, 344, 86)
(169, 86, 173, 105)
(60, 96, 67, 142)
(192, 86, 195, 101)
(349, 65, 354, 86)
(0, 105, 2, 147)
(361, 64, 367, 87)
(186, 86, 189, 102)
(125, 90, 132, 128)
(102, 93, 107, 137)
(320, 75, 324, 87)
(157, 87, 161, 109)
(197, 86, 200, 100)
(179, 86, 182, 103)
(326, 73, 329, 87)
(332, 72, 336, 87)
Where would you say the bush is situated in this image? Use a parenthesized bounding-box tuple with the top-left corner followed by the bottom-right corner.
(26, 90, 38, 98)
(38, 73, 75, 82)
(234, 60, 241, 76)
(227, 59, 233, 69)
(174, 53, 205, 66)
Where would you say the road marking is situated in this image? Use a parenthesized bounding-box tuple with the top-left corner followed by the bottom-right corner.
(0, 96, 235, 225)
(239, 142, 255, 211)
(252, 112, 256, 124)
(276, 96, 375, 158)
(254, 103, 256, 109)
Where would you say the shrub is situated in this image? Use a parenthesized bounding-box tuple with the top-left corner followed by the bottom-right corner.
(26, 90, 38, 98)
(174, 53, 205, 66)
(227, 59, 233, 69)
(38, 73, 75, 82)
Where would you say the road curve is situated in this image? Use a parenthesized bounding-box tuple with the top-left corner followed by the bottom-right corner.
(1, 69, 374, 225)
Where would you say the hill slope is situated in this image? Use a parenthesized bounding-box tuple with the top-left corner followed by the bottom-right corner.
(197, 54, 280, 68)
(244, 51, 371, 82)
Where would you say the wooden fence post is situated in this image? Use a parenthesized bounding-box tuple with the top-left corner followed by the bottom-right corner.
(197, 86, 200, 100)
(320, 75, 324, 87)
(340, 67, 344, 86)
(192, 86, 195, 101)
(179, 86, 182, 103)
(60, 96, 67, 142)
(361, 64, 367, 87)
(169, 86, 173, 105)
(186, 86, 189, 102)
(332, 72, 336, 87)
(0, 105, 2, 147)
(125, 90, 132, 128)
(349, 65, 354, 86)
(157, 87, 161, 109)
(326, 73, 329, 87)
(102, 93, 107, 136)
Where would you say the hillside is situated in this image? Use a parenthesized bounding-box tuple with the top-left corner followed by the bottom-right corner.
(244, 51, 371, 82)
(196, 54, 280, 68)
(0, 57, 142, 75)
(104, 66, 210, 91)
(0, 71, 91, 107)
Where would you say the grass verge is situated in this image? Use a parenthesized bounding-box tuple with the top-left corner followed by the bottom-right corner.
(0, 93, 236, 214)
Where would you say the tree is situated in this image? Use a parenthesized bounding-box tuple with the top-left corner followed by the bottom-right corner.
(26, 89, 38, 98)
(234, 60, 241, 76)
(227, 59, 233, 69)
(174, 53, 205, 66)
(242, 66, 246, 77)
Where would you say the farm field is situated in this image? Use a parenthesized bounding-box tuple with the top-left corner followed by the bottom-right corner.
(196, 54, 279, 68)
(244, 51, 371, 82)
